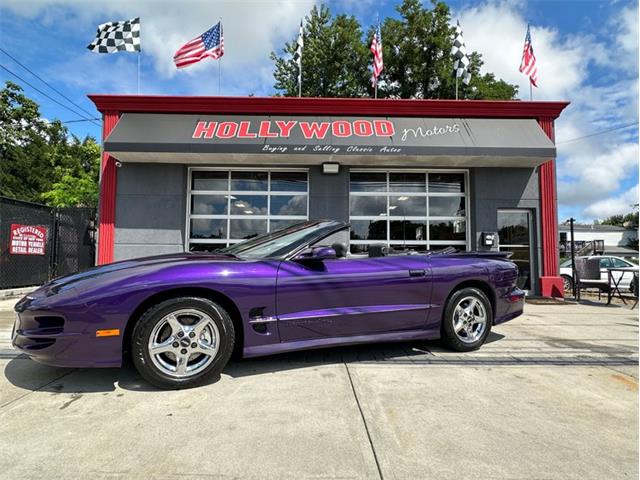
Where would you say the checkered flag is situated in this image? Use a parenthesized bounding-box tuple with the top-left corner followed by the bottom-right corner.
(451, 20, 471, 85)
(87, 17, 141, 53)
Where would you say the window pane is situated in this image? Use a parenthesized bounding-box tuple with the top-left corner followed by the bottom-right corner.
(190, 219, 226, 239)
(350, 172, 386, 192)
(189, 243, 226, 252)
(430, 244, 467, 252)
(611, 258, 631, 268)
(500, 246, 531, 290)
(429, 173, 465, 193)
(429, 220, 466, 241)
(498, 212, 530, 245)
(350, 220, 387, 241)
(229, 219, 267, 240)
(350, 196, 387, 216)
(192, 171, 227, 191)
(231, 171, 268, 191)
(598, 257, 613, 269)
(270, 219, 303, 232)
(350, 244, 370, 255)
(230, 195, 268, 215)
(191, 195, 228, 215)
(390, 221, 426, 241)
(270, 195, 307, 216)
(389, 196, 426, 216)
(389, 172, 426, 192)
(270, 172, 307, 192)
(429, 196, 465, 217)
(391, 244, 427, 253)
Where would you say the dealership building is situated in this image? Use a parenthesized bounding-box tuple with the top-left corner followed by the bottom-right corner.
(89, 95, 568, 296)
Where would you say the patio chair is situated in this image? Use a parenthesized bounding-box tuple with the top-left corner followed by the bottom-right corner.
(575, 257, 609, 301)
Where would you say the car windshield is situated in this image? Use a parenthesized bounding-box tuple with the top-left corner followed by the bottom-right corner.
(218, 221, 344, 260)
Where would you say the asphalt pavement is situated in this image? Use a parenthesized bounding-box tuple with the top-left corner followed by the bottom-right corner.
(0, 297, 637, 480)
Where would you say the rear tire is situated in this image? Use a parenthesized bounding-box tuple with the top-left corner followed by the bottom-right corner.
(442, 287, 492, 352)
(561, 275, 573, 294)
(131, 297, 235, 390)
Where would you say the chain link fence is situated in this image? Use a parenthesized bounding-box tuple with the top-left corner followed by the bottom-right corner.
(0, 197, 96, 289)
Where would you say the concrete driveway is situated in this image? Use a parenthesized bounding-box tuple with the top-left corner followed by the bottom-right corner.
(0, 298, 637, 480)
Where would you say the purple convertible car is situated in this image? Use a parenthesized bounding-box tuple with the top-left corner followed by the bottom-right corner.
(13, 220, 524, 389)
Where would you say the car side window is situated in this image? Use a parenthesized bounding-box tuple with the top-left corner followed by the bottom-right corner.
(598, 257, 613, 269)
(611, 258, 631, 268)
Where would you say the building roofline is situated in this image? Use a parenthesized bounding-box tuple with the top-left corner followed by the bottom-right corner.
(87, 94, 570, 119)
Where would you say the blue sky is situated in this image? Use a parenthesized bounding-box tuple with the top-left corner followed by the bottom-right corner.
(1, 0, 638, 222)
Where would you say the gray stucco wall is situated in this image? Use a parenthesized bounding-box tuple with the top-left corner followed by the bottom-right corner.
(114, 163, 187, 261)
(469, 167, 541, 294)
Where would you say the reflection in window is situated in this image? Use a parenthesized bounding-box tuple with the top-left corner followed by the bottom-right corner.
(190, 219, 226, 239)
(231, 171, 268, 191)
(429, 196, 465, 217)
(349, 172, 386, 192)
(270, 195, 307, 216)
(389, 173, 425, 192)
(429, 173, 465, 193)
(192, 171, 227, 191)
(498, 212, 530, 245)
(230, 195, 268, 215)
(229, 219, 267, 240)
(271, 172, 307, 192)
(191, 195, 228, 215)
(350, 196, 387, 216)
(429, 220, 466, 241)
(350, 220, 387, 241)
(390, 221, 426, 241)
(189, 170, 308, 249)
(389, 196, 426, 217)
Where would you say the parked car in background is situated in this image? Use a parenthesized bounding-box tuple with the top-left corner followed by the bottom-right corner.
(12, 220, 525, 389)
(560, 256, 637, 293)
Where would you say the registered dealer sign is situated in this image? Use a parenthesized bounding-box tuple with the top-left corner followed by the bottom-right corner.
(9, 224, 47, 255)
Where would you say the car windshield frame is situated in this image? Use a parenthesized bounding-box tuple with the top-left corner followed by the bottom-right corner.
(217, 220, 347, 260)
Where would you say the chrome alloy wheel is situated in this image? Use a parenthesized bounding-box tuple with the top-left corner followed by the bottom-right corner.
(452, 296, 487, 344)
(147, 308, 220, 378)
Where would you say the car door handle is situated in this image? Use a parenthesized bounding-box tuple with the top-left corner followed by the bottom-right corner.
(409, 269, 426, 278)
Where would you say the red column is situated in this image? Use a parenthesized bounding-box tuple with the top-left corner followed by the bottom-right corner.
(97, 111, 120, 265)
(537, 117, 563, 297)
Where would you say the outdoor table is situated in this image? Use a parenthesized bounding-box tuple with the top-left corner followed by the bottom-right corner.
(606, 267, 639, 305)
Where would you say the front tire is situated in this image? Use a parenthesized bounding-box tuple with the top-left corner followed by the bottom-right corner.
(131, 297, 235, 389)
(442, 287, 492, 352)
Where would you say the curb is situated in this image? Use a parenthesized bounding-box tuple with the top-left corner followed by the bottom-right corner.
(0, 286, 38, 301)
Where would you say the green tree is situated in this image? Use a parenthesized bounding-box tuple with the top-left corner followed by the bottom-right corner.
(271, 0, 518, 100)
(0, 81, 100, 207)
(270, 5, 371, 97)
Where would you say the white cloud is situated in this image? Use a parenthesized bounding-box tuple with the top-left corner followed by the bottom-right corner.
(457, 0, 639, 222)
(2, 0, 315, 93)
(584, 184, 639, 219)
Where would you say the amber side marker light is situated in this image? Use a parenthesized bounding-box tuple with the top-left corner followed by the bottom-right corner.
(96, 329, 120, 337)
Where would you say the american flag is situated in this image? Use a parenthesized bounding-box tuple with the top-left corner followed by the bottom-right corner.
(519, 25, 538, 87)
(370, 24, 383, 85)
(174, 22, 224, 69)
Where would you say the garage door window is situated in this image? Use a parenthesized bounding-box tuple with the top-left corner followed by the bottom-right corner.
(188, 169, 308, 251)
(349, 170, 468, 253)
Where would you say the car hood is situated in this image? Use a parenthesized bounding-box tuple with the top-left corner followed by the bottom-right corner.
(40, 252, 243, 295)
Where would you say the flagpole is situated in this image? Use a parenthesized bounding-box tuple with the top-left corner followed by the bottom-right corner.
(455, 77, 458, 100)
(529, 80, 532, 101)
(218, 19, 222, 95)
(138, 52, 141, 94)
(374, 80, 377, 99)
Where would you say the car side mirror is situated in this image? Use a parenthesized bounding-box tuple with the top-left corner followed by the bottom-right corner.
(294, 246, 337, 262)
